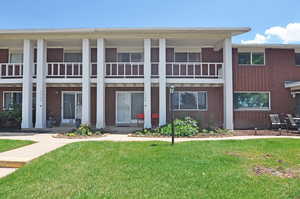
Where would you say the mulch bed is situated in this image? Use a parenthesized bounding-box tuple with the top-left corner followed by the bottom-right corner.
(53, 134, 106, 139)
(130, 130, 300, 138)
(128, 133, 234, 138)
(234, 130, 300, 136)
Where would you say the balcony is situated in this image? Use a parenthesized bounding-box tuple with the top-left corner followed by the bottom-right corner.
(105, 62, 159, 78)
(166, 62, 223, 78)
(0, 62, 223, 79)
(0, 63, 23, 78)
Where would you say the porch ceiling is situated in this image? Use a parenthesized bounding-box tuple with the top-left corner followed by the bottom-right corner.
(0, 38, 225, 49)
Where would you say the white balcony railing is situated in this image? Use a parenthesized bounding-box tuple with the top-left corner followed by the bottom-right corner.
(47, 63, 82, 78)
(105, 62, 144, 77)
(0, 62, 224, 79)
(166, 62, 223, 78)
(0, 63, 23, 78)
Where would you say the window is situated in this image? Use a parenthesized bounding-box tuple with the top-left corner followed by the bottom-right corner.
(175, 52, 201, 62)
(238, 52, 265, 65)
(234, 92, 270, 110)
(173, 91, 207, 110)
(64, 52, 82, 62)
(295, 53, 300, 66)
(9, 52, 23, 63)
(3, 92, 36, 110)
(3, 92, 22, 110)
(117, 52, 143, 62)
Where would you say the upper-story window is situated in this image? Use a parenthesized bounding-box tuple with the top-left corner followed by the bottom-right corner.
(238, 51, 265, 65)
(174, 52, 201, 62)
(9, 51, 23, 63)
(295, 53, 300, 66)
(64, 52, 82, 62)
(117, 52, 143, 62)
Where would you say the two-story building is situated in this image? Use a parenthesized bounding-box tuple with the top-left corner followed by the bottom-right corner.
(0, 27, 300, 130)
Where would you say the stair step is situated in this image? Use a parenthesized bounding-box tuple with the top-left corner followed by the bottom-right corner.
(0, 161, 26, 168)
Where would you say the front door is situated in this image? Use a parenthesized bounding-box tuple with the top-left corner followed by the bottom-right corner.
(116, 92, 144, 125)
(62, 92, 82, 124)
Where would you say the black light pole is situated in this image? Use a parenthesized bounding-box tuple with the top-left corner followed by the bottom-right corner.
(170, 85, 175, 145)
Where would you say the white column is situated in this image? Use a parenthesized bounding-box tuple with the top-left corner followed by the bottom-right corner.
(96, 38, 105, 129)
(223, 37, 234, 130)
(144, 39, 152, 129)
(81, 39, 91, 125)
(21, 40, 34, 128)
(159, 38, 167, 126)
(35, 39, 47, 128)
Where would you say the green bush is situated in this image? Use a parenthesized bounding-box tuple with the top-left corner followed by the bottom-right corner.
(135, 117, 199, 137)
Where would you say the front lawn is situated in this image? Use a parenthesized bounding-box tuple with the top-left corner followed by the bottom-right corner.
(1, 139, 300, 198)
(0, 139, 34, 153)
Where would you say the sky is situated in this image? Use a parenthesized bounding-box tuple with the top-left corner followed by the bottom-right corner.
(0, 0, 300, 44)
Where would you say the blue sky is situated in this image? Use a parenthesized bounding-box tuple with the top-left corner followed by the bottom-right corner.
(1, 0, 300, 43)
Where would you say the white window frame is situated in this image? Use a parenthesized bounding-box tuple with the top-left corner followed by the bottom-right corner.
(173, 91, 208, 111)
(174, 48, 202, 63)
(238, 50, 265, 66)
(2, 91, 22, 110)
(9, 49, 23, 64)
(63, 49, 82, 63)
(234, 91, 271, 111)
(116, 52, 144, 63)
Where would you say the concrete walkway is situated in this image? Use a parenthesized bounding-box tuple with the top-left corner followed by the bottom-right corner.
(1, 133, 300, 178)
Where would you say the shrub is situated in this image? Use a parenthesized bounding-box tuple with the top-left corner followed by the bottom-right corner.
(199, 127, 231, 134)
(157, 117, 199, 137)
(0, 105, 22, 128)
(67, 124, 103, 136)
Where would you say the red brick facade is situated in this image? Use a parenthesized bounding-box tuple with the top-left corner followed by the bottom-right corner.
(0, 47, 299, 129)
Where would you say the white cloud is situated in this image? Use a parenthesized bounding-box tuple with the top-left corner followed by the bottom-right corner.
(241, 33, 269, 44)
(265, 23, 300, 43)
(240, 23, 300, 44)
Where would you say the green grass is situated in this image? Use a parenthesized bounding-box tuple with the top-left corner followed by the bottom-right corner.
(0, 139, 35, 153)
(1, 139, 300, 199)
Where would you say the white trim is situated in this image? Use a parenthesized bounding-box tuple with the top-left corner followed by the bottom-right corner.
(173, 91, 208, 111)
(233, 91, 271, 111)
(238, 51, 266, 66)
(61, 91, 82, 123)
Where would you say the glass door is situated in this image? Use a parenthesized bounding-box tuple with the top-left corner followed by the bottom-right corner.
(116, 92, 131, 124)
(62, 92, 82, 124)
(131, 93, 144, 122)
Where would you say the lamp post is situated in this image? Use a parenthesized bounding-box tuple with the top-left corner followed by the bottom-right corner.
(169, 85, 175, 145)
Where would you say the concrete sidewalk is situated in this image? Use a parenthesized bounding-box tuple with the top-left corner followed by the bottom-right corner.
(1, 133, 300, 178)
